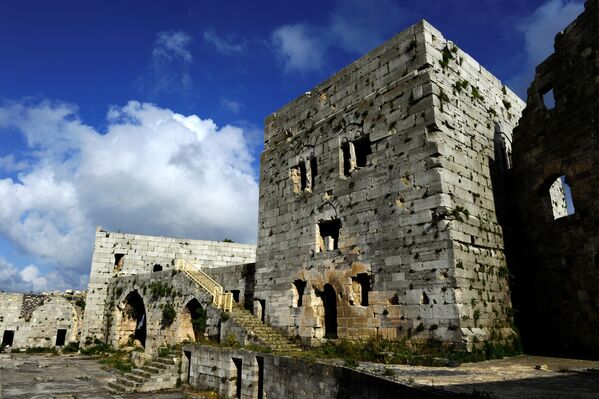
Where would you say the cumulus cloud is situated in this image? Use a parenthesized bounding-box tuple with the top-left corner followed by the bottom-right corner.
(136, 31, 194, 97)
(271, 0, 408, 72)
(0, 258, 70, 293)
(508, 0, 584, 97)
(0, 99, 259, 291)
(203, 30, 245, 55)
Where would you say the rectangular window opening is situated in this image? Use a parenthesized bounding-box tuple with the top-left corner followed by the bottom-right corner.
(341, 141, 351, 177)
(256, 356, 264, 399)
(354, 137, 372, 168)
(232, 357, 243, 399)
(55, 329, 67, 346)
(352, 274, 371, 306)
(540, 86, 556, 110)
(114, 253, 125, 273)
(310, 156, 318, 188)
(184, 350, 192, 383)
(318, 219, 341, 252)
(2, 330, 15, 347)
(231, 290, 240, 303)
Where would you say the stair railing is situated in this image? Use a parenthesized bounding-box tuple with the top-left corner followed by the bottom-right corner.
(175, 257, 233, 312)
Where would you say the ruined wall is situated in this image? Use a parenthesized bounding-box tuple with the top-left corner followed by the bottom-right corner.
(82, 227, 256, 344)
(510, 0, 599, 356)
(102, 271, 223, 353)
(255, 20, 524, 347)
(0, 292, 83, 349)
(183, 344, 448, 399)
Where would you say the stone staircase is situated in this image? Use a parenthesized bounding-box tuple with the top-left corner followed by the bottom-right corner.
(229, 305, 302, 353)
(105, 354, 179, 394)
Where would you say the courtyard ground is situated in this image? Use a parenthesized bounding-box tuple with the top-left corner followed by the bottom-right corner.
(1, 352, 599, 398)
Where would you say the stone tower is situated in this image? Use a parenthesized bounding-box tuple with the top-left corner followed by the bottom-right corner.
(510, 0, 599, 357)
(253, 20, 524, 348)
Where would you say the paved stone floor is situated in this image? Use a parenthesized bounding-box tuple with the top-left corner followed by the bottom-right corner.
(0, 353, 189, 399)
(2, 353, 599, 398)
(357, 355, 599, 398)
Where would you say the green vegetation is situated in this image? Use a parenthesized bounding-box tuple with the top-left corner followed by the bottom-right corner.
(25, 346, 58, 354)
(453, 79, 469, 93)
(191, 306, 207, 338)
(62, 341, 80, 353)
(222, 238, 234, 243)
(502, 99, 512, 110)
(149, 281, 173, 300)
(471, 86, 483, 101)
(306, 336, 521, 367)
(75, 298, 86, 310)
(80, 337, 113, 355)
(161, 303, 177, 326)
(450, 206, 470, 221)
(99, 352, 134, 373)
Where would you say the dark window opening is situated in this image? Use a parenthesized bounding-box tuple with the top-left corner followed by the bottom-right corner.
(114, 253, 125, 273)
(153, 264, 163, 272)
(318, 284, 338, 339)
(318, 219, 341, 252)
(187, 298, 206, 341)
(293, 280, 306, 307)
(259, 299, 266, 323)
(232, 357, 243, 399)
(310, 156, 318, 188)
(341, 141, 351, 177)
(541, 86, 556, 110)
(256, 356, 264, 399)
(421, 292, 430, 305)
(231, 290, 240, 303)
(184, 350, 192, 383)
(55, 329, 67, 346)
(353, 274, 371, 306)
(354, 137, 372, 167)
(299, 161, 307, 191)
(2, 330, 15, 347)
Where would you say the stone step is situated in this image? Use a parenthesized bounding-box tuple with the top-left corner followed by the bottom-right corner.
(132, 368, 152, 379)
(125, 372, 147, 383)
(107, 380, 131, 393)
(153, 357, 176, 366)
(142, 365, 162, 374)
(116, 376, 141, 388)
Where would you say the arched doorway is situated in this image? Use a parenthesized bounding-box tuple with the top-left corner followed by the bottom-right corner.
(321, 284, 338, 339)
(117, 291, 147, 348)
(177, 298, 206, 342)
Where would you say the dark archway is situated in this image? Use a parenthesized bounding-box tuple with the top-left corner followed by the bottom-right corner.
(118, 291, 146, 348)
(321, 284, 338, 339)
(178, 298, 206, 342)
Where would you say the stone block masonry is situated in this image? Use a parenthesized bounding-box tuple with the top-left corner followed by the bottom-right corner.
(0, 291, 83, 349)
(254, 20, 524, 348)
(510, 0, 599, 356)
(81, 227, 256, 344)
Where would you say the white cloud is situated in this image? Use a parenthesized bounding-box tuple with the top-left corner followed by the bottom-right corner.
(136, 31, 194, 97)
(221, 98, 244, 114)
(271, 0, 407, 72)
(203, 30, 245, 55)
(0, 258, 69, 293)
(271, 24, 326, 72)
(509, 0, 584, 97)
(0, 100, 259, 291)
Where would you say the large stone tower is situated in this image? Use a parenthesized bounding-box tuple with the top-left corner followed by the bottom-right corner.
(253, 20, 524, 348)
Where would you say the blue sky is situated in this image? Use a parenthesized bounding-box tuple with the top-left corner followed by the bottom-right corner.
(0, 0, 584, 292)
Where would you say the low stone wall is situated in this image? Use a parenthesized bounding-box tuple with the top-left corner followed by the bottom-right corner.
(208, 263, 256, 309)
(182, 344, 451, 399)
(0, 292, 83, 349)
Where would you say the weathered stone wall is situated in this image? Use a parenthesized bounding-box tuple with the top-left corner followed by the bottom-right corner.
(0, 292, 83, 349)
(510, 0, 599, 356)
(183, 344, 449, 399)
(82, 227, 256, 344)
(103, 271, 224, 353)
(254, 20, 524, 347)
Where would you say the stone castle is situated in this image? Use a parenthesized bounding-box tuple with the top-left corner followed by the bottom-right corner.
(2, 0, 597, 372)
